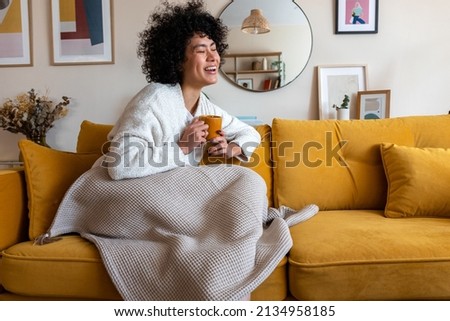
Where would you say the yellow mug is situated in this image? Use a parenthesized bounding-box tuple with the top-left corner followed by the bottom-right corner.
(199, 115, 222, 140)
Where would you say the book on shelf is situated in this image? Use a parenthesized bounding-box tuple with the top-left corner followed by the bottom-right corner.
(263, 79, 272, 91)
(273, 79, 280, 89)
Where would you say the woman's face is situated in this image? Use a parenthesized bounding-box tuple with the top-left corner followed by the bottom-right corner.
(181, 33, 221, 89)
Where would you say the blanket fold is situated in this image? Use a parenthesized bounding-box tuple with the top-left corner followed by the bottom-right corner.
(44, 165, 301, 300)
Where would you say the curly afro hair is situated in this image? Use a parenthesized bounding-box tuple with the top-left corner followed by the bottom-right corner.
(137, 0, 228, 85)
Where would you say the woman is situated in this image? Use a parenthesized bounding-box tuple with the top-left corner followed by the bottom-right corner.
(100, 0, 260, 180)
(41, 0, 318, 301)
(351, 2, 366, 24)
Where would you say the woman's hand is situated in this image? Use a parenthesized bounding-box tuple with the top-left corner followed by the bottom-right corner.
(178, 118, 208, 155)
(207, 130, 242, 159)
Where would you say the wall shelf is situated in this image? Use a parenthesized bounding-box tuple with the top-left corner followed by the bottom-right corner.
(222, 52, 283, 91)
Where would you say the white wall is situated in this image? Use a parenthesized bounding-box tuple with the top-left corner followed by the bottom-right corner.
(1, 0, 450, 160)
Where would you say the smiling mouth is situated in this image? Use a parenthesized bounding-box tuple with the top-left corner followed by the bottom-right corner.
(205, 66, 217, 72)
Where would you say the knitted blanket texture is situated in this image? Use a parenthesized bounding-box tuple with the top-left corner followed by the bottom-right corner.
(45, 165, 294, 300)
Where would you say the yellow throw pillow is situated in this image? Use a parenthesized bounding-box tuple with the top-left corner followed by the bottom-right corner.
(201, 124, 274, 207)
(380, 143, 450, 218)
(18, 140, 101, 239)
(76, 120, 113, 154)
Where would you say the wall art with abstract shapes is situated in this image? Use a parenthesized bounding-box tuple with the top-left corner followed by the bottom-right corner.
(356, 90, 391, 119)
(0, 0, 32, 67)
(51, 0, 113, 65)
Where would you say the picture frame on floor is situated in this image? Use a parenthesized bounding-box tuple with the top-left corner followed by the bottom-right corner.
(0, 0, 32, 67)
(317, 64, 368, 120)
(335, 0, 379, 34)
(356, 89, 391, 119)
(51, 0, 114, 65)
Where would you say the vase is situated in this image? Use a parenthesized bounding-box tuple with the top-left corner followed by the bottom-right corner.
(18, 134, 50, 162)
(337, 108, 350, 120)
(27, 133, 50, 147)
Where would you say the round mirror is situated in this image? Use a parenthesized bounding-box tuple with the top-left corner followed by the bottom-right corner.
(219, 0, 313, 92)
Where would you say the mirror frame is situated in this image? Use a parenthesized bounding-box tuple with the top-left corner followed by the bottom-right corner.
(218, 0, 313, 92)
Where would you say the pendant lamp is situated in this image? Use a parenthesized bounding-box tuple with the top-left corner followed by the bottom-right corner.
(241, 9, 270, 34)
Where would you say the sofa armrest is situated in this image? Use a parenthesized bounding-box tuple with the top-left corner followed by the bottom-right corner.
(0, 169, 28, 251)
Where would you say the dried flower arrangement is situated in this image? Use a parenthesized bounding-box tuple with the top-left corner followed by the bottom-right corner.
(0, 89, 70, 146)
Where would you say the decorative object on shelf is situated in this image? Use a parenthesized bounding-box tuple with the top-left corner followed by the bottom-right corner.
(271, 60, 285, 85)
(252, 60, 262, 70)
(317, 64, 368, 119)
(335, 0, 379, 34)
(0, 89, 71, 147)
(0, 0, 32, 67)
(237, 78, 253, 90)
(262, 57, 267, 70)
(236, 116, 264, 126)
(241, 8, 270, 34)
(332, 94, 350, 120)
(356, 89, 391, 119)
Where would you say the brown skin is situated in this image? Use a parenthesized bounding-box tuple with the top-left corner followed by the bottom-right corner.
(177, 33, 242, 158)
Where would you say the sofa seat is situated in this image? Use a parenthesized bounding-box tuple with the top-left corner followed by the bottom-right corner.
(2, 235, 121, 300)
(2, 234, 288, 300)
(289, 210, 450, 300)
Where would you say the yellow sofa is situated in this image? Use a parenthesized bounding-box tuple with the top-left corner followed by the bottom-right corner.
(1, 114, 450, 301)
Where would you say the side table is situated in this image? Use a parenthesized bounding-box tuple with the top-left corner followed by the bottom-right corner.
(0, 161, 24, 169)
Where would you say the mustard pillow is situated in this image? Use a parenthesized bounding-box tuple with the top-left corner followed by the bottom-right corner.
(201, 124, 274, 207)
(18, 140, 101, 239)
(380, 143, 450, 218)
(76, 120, 113, 154)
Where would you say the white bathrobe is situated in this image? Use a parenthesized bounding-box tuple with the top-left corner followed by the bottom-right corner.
(96, 83, 261, 180)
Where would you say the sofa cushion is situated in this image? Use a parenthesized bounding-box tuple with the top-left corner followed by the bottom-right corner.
(1, 236, 121, 299)
(18, 140, 100, 239)
(240, 124, 273, 206)
(289, 210, 450, 300)
(1, 235, 287, 300)
(380, 143, 450, 218)
(0, 169, 27, 250)
(76, 120, 112, 154)
(404, 114, 450, 148)
(271, 118, 415, 210)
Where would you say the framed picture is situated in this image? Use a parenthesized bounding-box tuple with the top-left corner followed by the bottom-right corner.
(237, 78, 253, 90)
(0, 0, 32, 67)
(51, 0, 114, 65)
(356, 89, 391, 119)
(317, 64, 368, 120)
(335, 0, 379, 34)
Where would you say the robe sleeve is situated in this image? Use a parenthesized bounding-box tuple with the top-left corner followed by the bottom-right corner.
(102, 85, 191, 180)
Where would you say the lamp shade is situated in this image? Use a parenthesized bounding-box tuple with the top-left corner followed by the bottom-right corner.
(241, 9, 270, 34)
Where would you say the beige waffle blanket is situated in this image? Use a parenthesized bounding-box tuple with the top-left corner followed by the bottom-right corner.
(43, 165, 295, 300)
